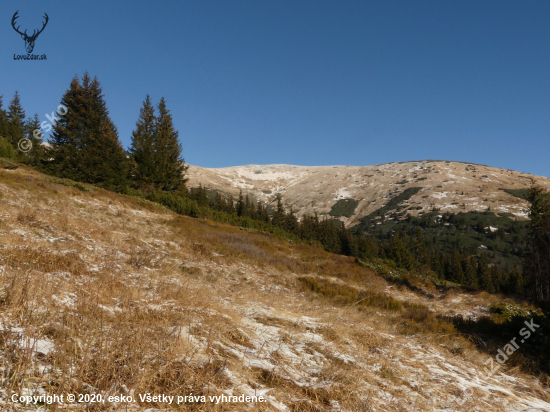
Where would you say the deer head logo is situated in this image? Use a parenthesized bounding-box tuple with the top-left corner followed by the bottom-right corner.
(12, 11, 49, 53)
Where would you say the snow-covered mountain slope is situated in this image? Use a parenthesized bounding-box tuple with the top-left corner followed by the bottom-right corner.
(187, 161, 550, 227)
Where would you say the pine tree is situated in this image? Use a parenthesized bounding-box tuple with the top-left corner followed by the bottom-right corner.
(524, 185, 550, 301)
(236, 190, 245, 216)
(45, 76, 81, 178)
(0, 96, 9, 140)
(413, 227, 430, 268)
(387, 231, 416, 270)
(154, 97, 188, 192)
(245, 195, 254, 217)
(128, 95, 157, 190)
(23, 114, 45, 166)
(284, 208, 298, 234)
(271, 194, 286, 228)
(339, 226, 357, 256)
(227, 195, 236, 214)
(445, 249, 464, 284)
(478, 255, 495, 293)
(7, 91, 26, 149)
(256, 201, 270, 223)
(48, 73, 128, 191)
(463, 256, 478, 288)
(190, 184, 209, 207)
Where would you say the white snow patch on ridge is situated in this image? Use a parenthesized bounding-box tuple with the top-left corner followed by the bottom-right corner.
(334, 187, 352, 200)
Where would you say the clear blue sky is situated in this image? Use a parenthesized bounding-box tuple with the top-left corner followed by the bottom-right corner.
(2, 1, 549, 176)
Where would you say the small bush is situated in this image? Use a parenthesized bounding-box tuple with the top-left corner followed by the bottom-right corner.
(0, 138, 17, 160)
(46, 177, 96, 192)
(0, 158, 19, 170)
(490, 302, 541, 322)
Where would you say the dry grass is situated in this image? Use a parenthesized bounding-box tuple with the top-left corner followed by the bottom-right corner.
(0, 166, 548, 411)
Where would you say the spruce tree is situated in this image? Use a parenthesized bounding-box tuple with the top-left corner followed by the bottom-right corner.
(284, 208, 298, 234)
(413, 227, 430, 268)
(46, 76, 80, 178)
(49, 73, 128, 191)
(23, 114, 45, 166)
(236, 190, 245, 216)
(478, 255, 495, 293)
(245, 195, 254, 217)
(0, 96, 9, 140)
(154, 97, 188, 192)
(272, 194, 286, 228)
(524, 185, 550, 301)
(464, 256, 478, 288)
(256, 201, 270, 223)
(129, 95, 157, 190)
(190, 184, 209, 206)
(7, 91, 26, 149)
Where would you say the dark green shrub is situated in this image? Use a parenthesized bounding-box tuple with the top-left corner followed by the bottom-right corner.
(329, 199, 360, 218)
(0, 138, 17, 160)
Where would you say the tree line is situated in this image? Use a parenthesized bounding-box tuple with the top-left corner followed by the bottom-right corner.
(0, 72, 548, 303)
(0, 92, 45, 165)
(183, 186, 527, 297)
(2, 73, 187, 194)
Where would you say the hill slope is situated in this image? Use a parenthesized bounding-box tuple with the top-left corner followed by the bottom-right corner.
(187, 160, 550, 227)
(0, 166, 549, 411)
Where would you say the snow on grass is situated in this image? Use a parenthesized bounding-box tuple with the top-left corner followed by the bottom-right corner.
(334, 187, 352, 200)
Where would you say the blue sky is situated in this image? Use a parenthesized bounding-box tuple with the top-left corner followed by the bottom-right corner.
(1, 1, 549, 176)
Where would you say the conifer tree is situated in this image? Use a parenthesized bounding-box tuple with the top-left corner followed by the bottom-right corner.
(23, 114, 45, 166)
(0, 95, 13, 159)
(190, 184, 209, 206)
(524, 185, 550, 301)
(154, 97, 188, 192)
(256, 201, 270, 223)
(7, 91, 26, 149)
(272, 194, 286, 228)
(284, 208, 298, 234)
(445, 249, 464, 284)
(245, 195, 254, 218)
(339, 226, 357, 256)
(49, 73, 128, 191)
(236, 190, 245, 216)
(464, 256, 478, 288)
(227, 195, 236, 214)
(0, 96, 9, 140)
(478, 255, 495, 293)
(413, 227, 430, 268)
(129, 95, 157, 190)
(388, 231, 416, 270)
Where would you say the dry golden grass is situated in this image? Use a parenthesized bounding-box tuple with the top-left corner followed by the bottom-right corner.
(0, 166, 548, 411)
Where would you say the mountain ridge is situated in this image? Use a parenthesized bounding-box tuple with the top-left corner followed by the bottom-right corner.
(187, 160, 550, 228)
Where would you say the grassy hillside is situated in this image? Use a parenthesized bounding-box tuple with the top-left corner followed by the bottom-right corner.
(0, 165, 549, 411)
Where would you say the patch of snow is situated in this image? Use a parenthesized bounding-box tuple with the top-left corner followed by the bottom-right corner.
(334, 187, 352, 200)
